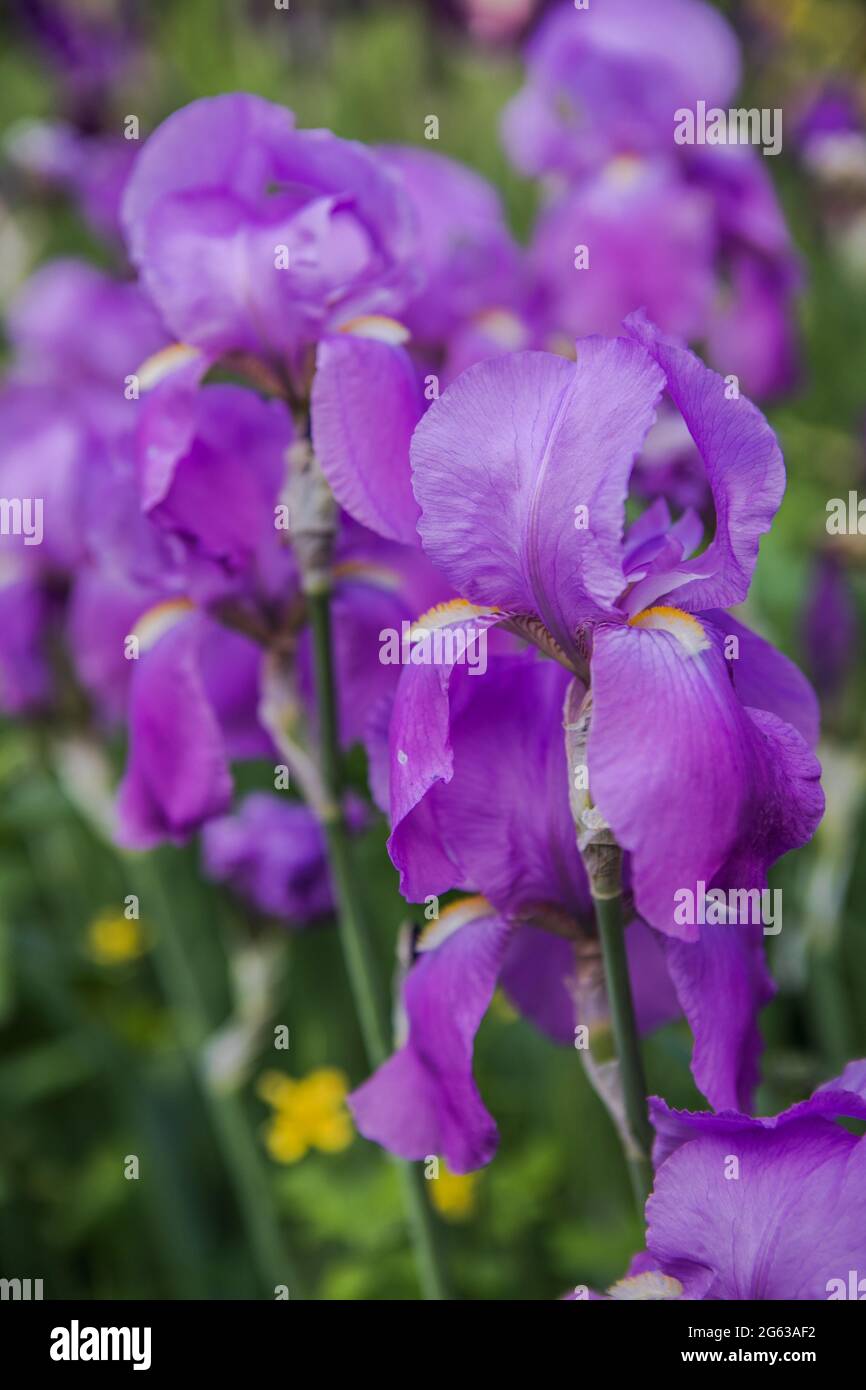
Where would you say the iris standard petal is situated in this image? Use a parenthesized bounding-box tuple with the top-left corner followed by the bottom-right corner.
(311, 333, 423, 545)
(410, 339, 664, 658)
(624, 311, 785, 612)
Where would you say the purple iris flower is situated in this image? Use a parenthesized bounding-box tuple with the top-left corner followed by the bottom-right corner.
(349, 643, 680, 1172)
(113, 514, 451, 850)
(0, 259, 167, 712)
(121, 94, 419, 372)
(86, 326, 448, 847)
(502, 0, 741, 180)
(115, 606, 273, 848)
(377, 145, 528, 353)
(202, 792, 366, 924)
(4, 259, 167, 439)
(399, 314, 823, 1111)
(0, 255, 446, 843)
(587, 1061, 866, 1300)
(504, 0, 800, 399)
(528, 156, 717, 345)
(528, 147, 800, 401)
(133, 356, 297, 608)
(112, 408, 451, 848)
(308, 148, 538, 546)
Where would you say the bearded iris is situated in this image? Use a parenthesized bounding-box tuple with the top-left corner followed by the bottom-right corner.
(366, 312, 824, 1121)
(0, 26, 842, 1304)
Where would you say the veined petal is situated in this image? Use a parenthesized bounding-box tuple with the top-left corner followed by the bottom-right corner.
(348, 901, 511, 1173)
(388, 641, 588, 919)
(410, 339, 664, 660)
(311, 334, 423, 545)
(664, 921, 774, 1111)
(651, 1060, 866, 1170)
(702, 610, 820, 747)
(646, 1119, 866, 1299)
(624, 311, 785, 612)
(589, 614, 823, 1106)
(589, 616, 824, 940)
(115, 613, 233, 848)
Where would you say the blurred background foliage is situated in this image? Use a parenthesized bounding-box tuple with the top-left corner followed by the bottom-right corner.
(0, 0, 865, 1300)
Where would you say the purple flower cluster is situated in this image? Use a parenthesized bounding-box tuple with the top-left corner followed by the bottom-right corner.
(503, 0, 801, 401)
(2, 0, 855, 1300)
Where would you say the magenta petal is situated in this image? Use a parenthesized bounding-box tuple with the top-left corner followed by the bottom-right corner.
(198, 623, 272, 761)
(503, 0, 740, 178)
(115, 614, 233, 848)
(646, 1120, 866, 1299)
(624, 311, 785, 612)
(589, 620, 824, 939)
(627, 920, 682, 1035)
(379, 145, 524, 345)
(142, 384, 292, 597)
(7, 258, 166, 411)
(348, 909, 511, 1173)
(817, 1058, 866, 1104)
(665, 923, 774, 1111)
(201, 793, 334, 922)
(530, 167, 716, 343)
(134, 348, 210, 512)
(67, 570, 156, 723)
(311, 335, 423, 545)
(702, 610, 820, 747)
(651, 1060, 866, 1169)
(411, 340, 664, 656)
(499, 927, 577, 1045)
(500, 918, 679, 1046)
(388, 643, 589, 918)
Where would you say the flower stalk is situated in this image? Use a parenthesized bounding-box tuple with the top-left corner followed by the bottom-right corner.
(564, 681, 654, 1212)
(292, 445, 450, 1301)
(588, 850, 654, 1209)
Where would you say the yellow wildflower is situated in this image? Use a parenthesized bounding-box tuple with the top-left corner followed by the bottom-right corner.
(86, 910, 147, 966)
(257, 1067, 353, 1164)
(428, 1163, 480, 1222)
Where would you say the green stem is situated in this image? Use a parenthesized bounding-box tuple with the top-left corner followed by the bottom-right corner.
(807, 944, 854, 1073)
(306, 588, 450, 1301)
(589, 856, 654, 1212)
(134, 857, 302, 1299)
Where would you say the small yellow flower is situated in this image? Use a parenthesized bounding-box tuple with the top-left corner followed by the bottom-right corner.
(257, 1066, 353, 1164)
(428, 1163, 480, 1222)
(86, 910, 147, 966)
